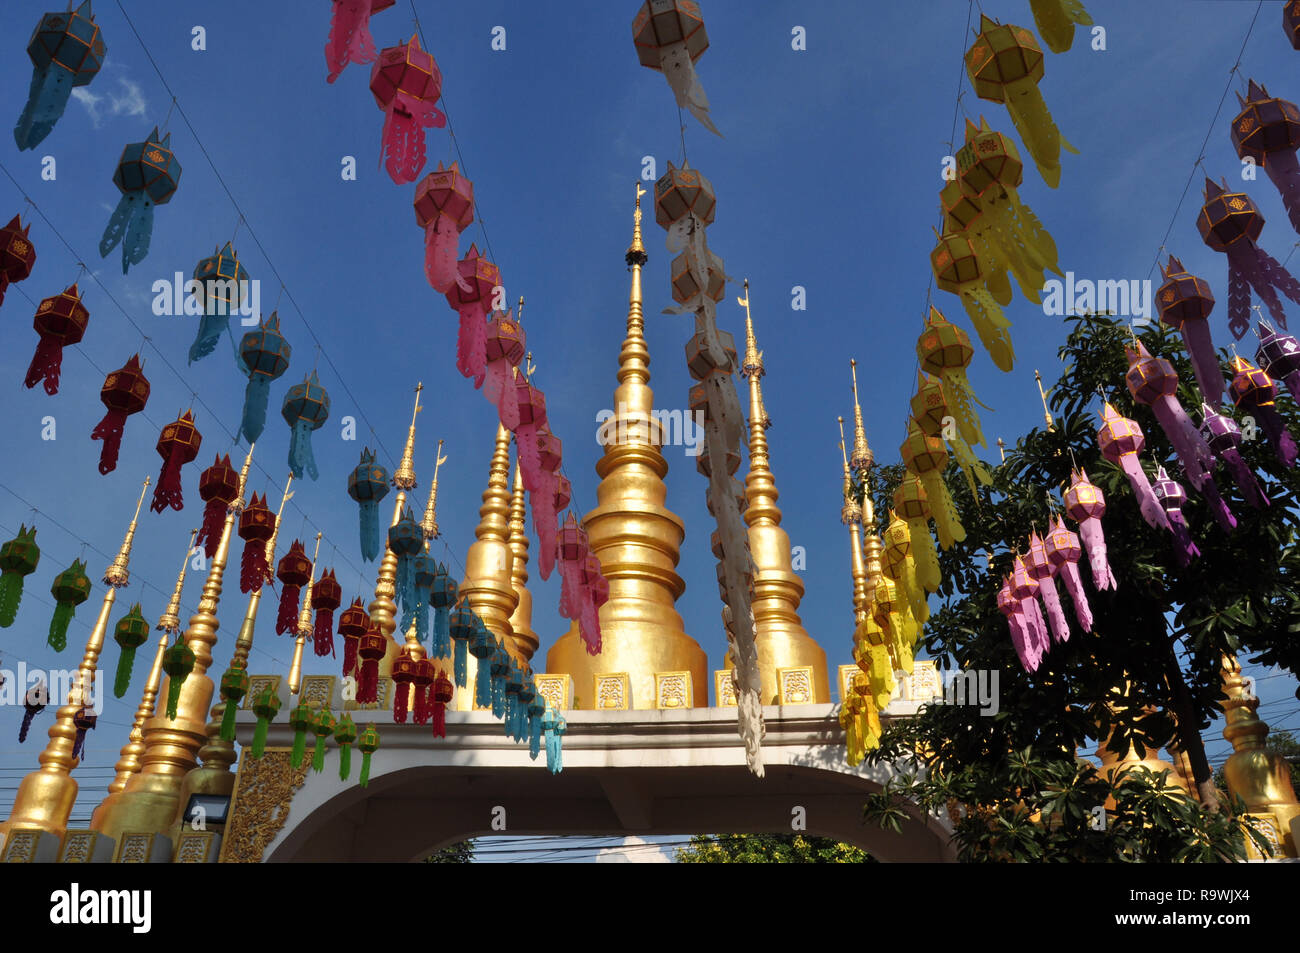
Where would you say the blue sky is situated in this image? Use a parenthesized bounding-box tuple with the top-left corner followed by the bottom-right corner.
(1, 0, 1297, 829)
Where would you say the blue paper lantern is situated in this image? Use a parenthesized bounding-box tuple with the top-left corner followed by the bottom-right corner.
(14, 1, 107, 151)
(98, 129, 181, 274)
(282, 371, 330, 480)
(237, 312, 290, 444)
(347, 449, 389, 562)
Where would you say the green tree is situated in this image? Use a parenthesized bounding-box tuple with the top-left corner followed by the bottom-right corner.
(674, 834, 873, 863)
(423, 839, 476, 862)
(860, 313, 1298, 860)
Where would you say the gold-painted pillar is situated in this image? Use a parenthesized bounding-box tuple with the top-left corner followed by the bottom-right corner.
(3, 477, 150, 838)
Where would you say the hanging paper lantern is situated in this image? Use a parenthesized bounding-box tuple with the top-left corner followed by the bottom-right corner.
(288, 702, 314, 770)
(429, 563, 456, 660)
(900, 421, 964, 549)
(579, 553, 608, 656)
(489, 643, 510, 719)
(237, 312, 291, 446)
(218, 656, 249, 742)
(18, 682, 47, 743)
(631, 0, 720, 136)
(150, 410, 202, 513)
(916, 306, 987, 445)
(1124, 340, 1233, 532)
(527, 691, 545, 759)
(483, 311, 525, 430)
(881, 509, 928, 625)
(556, 512, 588, 626)
(237, 492, 276, 594)
(357, 723, 380, 787)
(670, 248, 727, 305)
(355, 626, 387, 704)
(911, 370, 991, 499)
(99, 129, 181, 274)
(1256, 319, 1300, 404)
(998, 574, 1035, 671)
(1200, 403, 1270, 510)
(249, 683, 281, 759)
(514, 379, 549, 492)
(1152, 467, 1200, 569)
(1229, 356, 1298, 467)
(334, 713, 357, 780)
(162, 637, 195, 721)
(310, 568, 341, 658)
(1044, 515, 1093, 632)
(275, 540, 312, 636)
(310, 708, 336, 773)
(14, 1, 106, 149)
(965, 16, 1076, 188)
(188, 242, 249, 364)
(1062, 468, 1117, 590)
(430, 667, 453, 739)
(1231, 81, 1300, 237)
(70, 706, 96, 760)
(390, 647, 417, 724)
(1096, 403, 1170, 532)
(411, 554, 435, 644)
(369, 35, 446, 184)
(111, 603, 149, 698)
(338, 597, 369, 678)
(0, 525, 40, 628)
(930, 233, 1014, 372)
(956, 117, 1062, 311)
(325, 0, 395, 83)
(1197, 177, 1300, 340)
(1010, 554, 1049, 667)
(1025, 532, 1069, 644)
(1027, 0, 1094, 54)
(448, 600, 476, 689)
(0, 215, 37, 306)
(195, 455, 240, 559)
(46, 559, 90, 652)
(542, 706, 565, 775)
(90, 353, 150, 475)
(1288, 0, 1300, 50)
(410, 657, 434, 725)
(1156, 256, 1226, 407)
(510, 665, 531, 741)
(282, 371, 330, 481)
(413, 161, 475, 294)
(468, 617, 495, 710)
(530, 428, 563, 582)
(24, 283, 88, 395)
(445, 244, 500, 387)
(388, 506, 423, 631)
(347, 448, 390, 562)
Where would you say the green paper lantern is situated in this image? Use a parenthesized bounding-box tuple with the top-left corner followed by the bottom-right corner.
(334, 713, 358, 780)
(310, 708, 336, 773)
(111, 603, 150, 698)
(288, 702, 313, 770)
(0, 524, 40, 627)
(357, 723, 380, 787)
(218, 657, 250, 742)
(48, 558, 91, 651)
(161, 638, 195, 720)
(251, 685, 281, 759)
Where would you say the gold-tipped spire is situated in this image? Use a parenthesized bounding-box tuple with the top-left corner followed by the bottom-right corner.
(997, 437, 1006, 462)
(289, 533, 322, 694)
(421, 439, 447, 540)
(99, 530, 195, 806)
(93, 445, 255, 841)
(729, 288, 828, 703)
(1035, 369, 1054, 431)
(547, 185, 705, 709)
(506, 460, 538, 659)
(837, 420, 870, 625)
(849, 359, 873, 473)
(4, 477, 151, 837)
(393, 382, 422, 490)
(1220, 654, 1300, 855)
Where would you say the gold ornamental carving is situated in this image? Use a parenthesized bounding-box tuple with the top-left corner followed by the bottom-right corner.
(3, 830, 40, 863)
(907, 660, 941, 703)
(714, 670, 737, 707)
(243, 675, 281, 710)
(777, 667, 813, 705)
(60, 831, 100, 863)
(219, 748, 309, 863)
(838, 664, 857, 704)
(176, 830, 218, 863)
(595, 673, 631, 711)
(300, 675, 335, 710)
(535, 674, 571, 711)
(116, 833, 154, 863)
(655, 671, 692, 709)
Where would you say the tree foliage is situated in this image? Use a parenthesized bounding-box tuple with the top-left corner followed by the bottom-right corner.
(674, 833, 874, 863)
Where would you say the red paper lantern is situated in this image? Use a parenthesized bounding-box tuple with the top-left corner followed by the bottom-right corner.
(411, 657, 434, 725)
(430, 667, 453, 737)
(0, 214, 37, 306)
(356, 626, 387, 704)
(25, 283, 88, 395)
(275, 540, 312, 636)
(150, 410, 201, 513)
(310, 569, 342, 658)
(90, 353, 149, 475)
(413, 161, 474, 293)
(237, 492, 276, 593)
(195, 455, 240, 559)
(390, 646, 417, 724)
(337, 597, 369, 677)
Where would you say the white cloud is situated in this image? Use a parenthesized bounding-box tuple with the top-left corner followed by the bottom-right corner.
(594, 836, 671, 863)
(72, 77, 148, 128)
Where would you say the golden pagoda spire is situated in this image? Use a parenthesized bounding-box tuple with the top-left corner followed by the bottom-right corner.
(849, 359, 873, 473)
(288, 533, 322, 694)
(457, 424, 517, 680)
(1035, 369, 1055, 431)
(4, 477, 150, 837)
(95, 529, 194, 819)
(838, 419, 869, 625)
(506, 460, 538, 661)
(369, 384, 422, 675)
(422, 439, 447, 541)
(846, 359, 883, 606)
(547, 183, 705, 709)
(95, 445, 254, 841)
(729, 283, 828, 704)
(1220, 654, 1299, 856)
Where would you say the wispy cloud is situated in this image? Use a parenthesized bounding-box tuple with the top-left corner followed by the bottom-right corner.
(594, 836, 671, 863)
(71, 77, 148, 128)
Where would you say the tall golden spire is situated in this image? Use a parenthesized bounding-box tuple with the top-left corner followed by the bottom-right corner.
(422, 439, 447, 541)
(458, 425, 517, 670)
(93, 529, 194, 827)
(4, 477, 149, 837)
(847, 362, 883, 606)
(849, 359, 873, 473)
(506, 460, 538, 662)
(95, 446, 254, 841)
(547, 183, 706, 709)
(1220, 654, 1299, 856)
(838, 419, 869, 625)
(288, 533, 322, 694)
(728, 283, 828, 704)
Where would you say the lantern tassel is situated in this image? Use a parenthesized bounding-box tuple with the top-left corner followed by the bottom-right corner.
(961, 286, 1015, 373)
(529, 711, 542, 760)
(288, 419, 320, 480)
(1037, 577, 1070, 644)
(48, 603, 74, 652)
(98, 193, 154, 275)
(311, 734, 328, 773)
(291, 726, 307, 769)
(196, 499, 227, 560)
(393, 680, 409, 724)
(359, 748, 373, 787)
(530, 472, 559, 582)
(454, 637, 467, 688)
(18, 705, 42, 743)
(90, 408, 130, 475)
(379, 95, 445, 185)
(24, 335, 68, 395)
(491, 672, 506, 719)
(14, 64, 73, 152)
(423, 217, 461, 294)
(432, 700, 446, 738)
(0, 575, 26, 628)
(165, 674, 184, 720)
(113, 645, 136, 699)
(432, 606, 450, 659)
(240, 375, 273, 445)
(240, 539, 270, 594)
(275, 584, 300, 636)
(482, 359, 520, 431)
(188, 309, 229, 365)
(1255, 405, 1299, 468)
(151, 443, 188, 513)
(1219, 443, 1270, 509)
(475, 657, 492, 709)
(326, 0, 379, 84)
(358, 501, 380, 562)
(1057, 560, 1093, 632)
(1181, 320, 1228, 407)
(357, 657, 379, 704)
(251, 716, 270, 759)
(338, 743, 352, 780)
(455, 304, 488, 387)
(1076, 518, 1117, 590)
(313, 609, 336, 657)
(342, 635, 358, 679)
(220, 700, 239, 743)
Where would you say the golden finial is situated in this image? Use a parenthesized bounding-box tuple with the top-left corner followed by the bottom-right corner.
(837, 418, 861, 525)
(289, 532, 323, 694)
(739, 279, 763, 379)
(103, 476, 150, 588)
(849, 359, 872, 472)
(506, 460, 538, 656)
(997, 437, 1006, 462)
(157, 529, 197, 634)
(422, 439, 448, 540)
(628, 180, 647, 262)
(393, 382, 423, 491)
(1035, 369, 1054, 431)
(231, 443, 255, 513)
